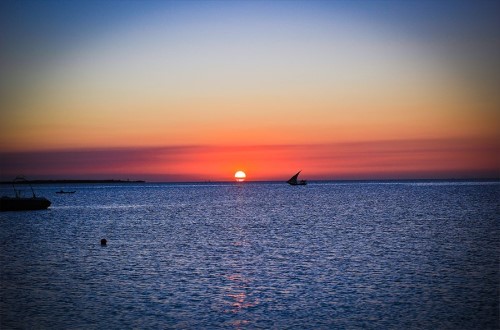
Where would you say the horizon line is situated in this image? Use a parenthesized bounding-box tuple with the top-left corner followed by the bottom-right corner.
(2, 177, 499, 185)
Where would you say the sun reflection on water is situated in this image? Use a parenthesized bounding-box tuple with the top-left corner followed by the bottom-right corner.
(219, 192, 260, 328)
(222, 272, 259, 329)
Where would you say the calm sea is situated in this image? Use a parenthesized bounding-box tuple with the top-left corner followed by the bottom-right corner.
(1, 181, 498, 329)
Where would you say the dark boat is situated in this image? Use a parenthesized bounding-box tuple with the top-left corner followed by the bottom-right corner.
(56, 190, 76, 194)
(0, 177, 51, 211)
(0, 196, 51, 211)
(287, 171, 307, 186)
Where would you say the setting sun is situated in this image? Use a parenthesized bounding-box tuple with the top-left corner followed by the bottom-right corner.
(234, 171, 246, 182)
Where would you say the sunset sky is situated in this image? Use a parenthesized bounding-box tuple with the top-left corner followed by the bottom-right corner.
(1, 0, 499, 181)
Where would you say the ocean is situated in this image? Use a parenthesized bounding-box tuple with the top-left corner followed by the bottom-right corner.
(1, 181, 498, 329)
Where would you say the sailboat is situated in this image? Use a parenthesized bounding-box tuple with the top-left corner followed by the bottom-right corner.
(287, 171, 307, 186)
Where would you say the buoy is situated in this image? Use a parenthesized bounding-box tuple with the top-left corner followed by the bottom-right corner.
(100, 238, 107, 246)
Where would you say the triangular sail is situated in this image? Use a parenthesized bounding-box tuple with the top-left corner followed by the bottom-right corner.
(287, 171, 301, 184)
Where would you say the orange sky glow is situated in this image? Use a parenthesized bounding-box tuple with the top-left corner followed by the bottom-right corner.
(1, 138, 497, 182)
(1, 1, 499, 181)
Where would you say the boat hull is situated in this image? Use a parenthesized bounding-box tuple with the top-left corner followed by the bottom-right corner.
(0, 197, 51, 211)
(288, 182, 307, 186)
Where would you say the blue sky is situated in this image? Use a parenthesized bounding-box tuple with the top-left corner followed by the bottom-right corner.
(2, 0, 499, 102)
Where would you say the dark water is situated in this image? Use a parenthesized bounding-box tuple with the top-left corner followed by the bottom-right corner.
(1, 181, 498, 329)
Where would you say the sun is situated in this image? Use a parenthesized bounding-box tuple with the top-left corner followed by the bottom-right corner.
(234, 170, 246, 182)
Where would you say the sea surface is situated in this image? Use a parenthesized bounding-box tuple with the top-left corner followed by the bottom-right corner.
(1, 181, 499, 329)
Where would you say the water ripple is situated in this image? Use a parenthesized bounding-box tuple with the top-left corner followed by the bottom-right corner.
(1, 182, 498, 329)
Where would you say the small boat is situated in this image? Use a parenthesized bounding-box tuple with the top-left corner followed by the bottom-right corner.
(56, 190, 76, 194)
(287, 171, 307, 186)
(0, 176, 51, 211)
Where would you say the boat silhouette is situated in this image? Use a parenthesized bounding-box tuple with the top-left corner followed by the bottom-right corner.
(287, 171, 307, 186)
(0, 176, 51, 211)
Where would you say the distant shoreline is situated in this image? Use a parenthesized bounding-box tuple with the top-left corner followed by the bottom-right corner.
(0, 179, 146, 184)
(0, 178, 498, 185)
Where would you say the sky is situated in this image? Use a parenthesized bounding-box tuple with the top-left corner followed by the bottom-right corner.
(1, 0, 499, 181)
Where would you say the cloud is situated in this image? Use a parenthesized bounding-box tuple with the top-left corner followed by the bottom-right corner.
(1, 138, 498, 181)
